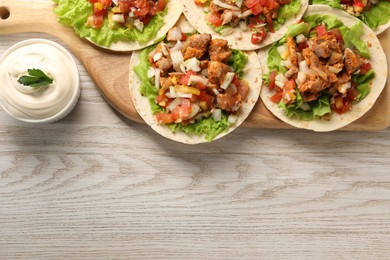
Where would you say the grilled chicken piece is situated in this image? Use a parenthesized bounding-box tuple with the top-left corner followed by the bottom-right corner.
(344, 48, 362, 75)
(182, 34, 212, 60)
(328, 52, 343, 65)
(299, 75, 330, 94)
(208, 61, 232, 87)
(217, 93, 242, 112)
(156, 58, 172, 74)
(209, 38, 232, 62)
(301, 92, 320, 102)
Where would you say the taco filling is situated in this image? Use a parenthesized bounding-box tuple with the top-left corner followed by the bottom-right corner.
(53, 0, 174, 48)
(194, 0, 302, 44)
(86, 0, 167, 30)
(264, 16, 375, 120)
(311, 0, 390, 31)
(133, 27, 253, 141)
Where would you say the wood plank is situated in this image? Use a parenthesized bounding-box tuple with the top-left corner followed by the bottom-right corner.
(0, 0, 389, 129)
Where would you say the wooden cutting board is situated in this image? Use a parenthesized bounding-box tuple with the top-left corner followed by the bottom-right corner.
(1, 0, 389, 130)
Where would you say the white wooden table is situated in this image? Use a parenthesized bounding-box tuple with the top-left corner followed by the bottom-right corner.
(1, 32, 390, 259)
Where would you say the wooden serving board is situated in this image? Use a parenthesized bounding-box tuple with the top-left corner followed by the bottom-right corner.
(1, 0, 389, 130)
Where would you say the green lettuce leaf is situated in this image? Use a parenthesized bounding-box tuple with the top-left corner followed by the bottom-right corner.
(277, 0, 302, 24)
(53, 0, 167, 47)
(342, 21, 370, 58)
(352, 69, 375, 101)
(310, 0, 341, 8)
(361, 1, 390, 30)
(228, 50, 248, 77)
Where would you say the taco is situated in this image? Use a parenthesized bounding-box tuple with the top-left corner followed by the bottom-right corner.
(129, 18, 262, 144)
(181, 0, 309, 50)
(259, 5, 387, 132)
(311, 0, 390, 34)
(52, 0, 182, 51)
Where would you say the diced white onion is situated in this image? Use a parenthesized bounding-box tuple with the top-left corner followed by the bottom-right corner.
(238, 9, 253, 18)
(328, 65, 343, 74)
(300, 102, 310, 111)
(277, 44, 288, 57)
(112, 0, 119, 6)
(166, 97, 181, 112)
(220, 72, 235, 90)
(153, 52, 163, 62)
(128, 11, 134, 17)
(154, 69, 160, 89)
(212, 109, 222, 121)
(212, 88, 220, 96)
(296, 34, 306, 43)
(170, 40, 184, 52)
(147, 67, 155, 78)
(296, 72, 307, 86)
(134, 19, 144, 32)
(170, 51, 184, 72)
(167, 27, 183, 42)
(189, 103, 200, 118)
(235, 0, 243, 8)
(112, 14, 125, 23)
(338, 82, 351, 94)
(299, 60, 310, 74)
(228, 83, 237, 94)
(168, 86, 177, 99)
(180, 63, 186, 73)
(281, 59, 293, 69)
(176, 93, 192, 98)
(228, 114, 237, 124)
(222, 11, 233, 25)
(189, 75, 208, 86)
(184, 57, 201, 72)
(275, 73, 288, 86)
(161, 44, 169, 56)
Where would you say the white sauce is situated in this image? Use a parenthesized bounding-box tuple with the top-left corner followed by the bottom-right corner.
(0, 40, 79, 121)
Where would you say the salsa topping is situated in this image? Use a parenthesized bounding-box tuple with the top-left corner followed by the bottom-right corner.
(87, 0, 168, 30)
(340, 0, 389, 16)
(268, 23, 373, 115)
(195, 0, 293, 44)
(146, 27, 250, 125)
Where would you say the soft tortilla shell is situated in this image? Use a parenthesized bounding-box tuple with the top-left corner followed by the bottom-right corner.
(129, 29, 262, 143)
(258, 5, 388, 132)
(181, 0, 308, 51)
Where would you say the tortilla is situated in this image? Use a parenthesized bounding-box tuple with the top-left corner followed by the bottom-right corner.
(53, 0, 182, 52)
(181, 0, 309, 51)
(258, 5, 387, 132)
(311, 0, 390, 35)
(129, 18, 262, 144)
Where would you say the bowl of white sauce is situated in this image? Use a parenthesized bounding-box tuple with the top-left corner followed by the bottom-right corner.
(0, 39, 80, 123)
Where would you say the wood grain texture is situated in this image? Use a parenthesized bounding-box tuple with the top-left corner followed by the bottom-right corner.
(1, 33, 390, 259)
(0, 0, 389, 129)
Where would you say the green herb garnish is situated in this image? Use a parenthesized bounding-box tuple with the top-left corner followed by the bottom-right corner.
(18, 69, 53, 88)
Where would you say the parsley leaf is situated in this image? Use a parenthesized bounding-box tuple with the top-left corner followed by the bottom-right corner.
(18, 69, 53, 88)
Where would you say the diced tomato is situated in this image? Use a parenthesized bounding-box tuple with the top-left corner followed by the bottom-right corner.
(359, 61, 372, 74)
(118, 0, 132, 13)
(135, 1, 150, 16)
(171, 99, 192, 120)
(206, 12, 223, 27)
(332, 96, 352, 114)
(270, 90, 283, 103)
(340, 0, 351, 4)
(150, 0, 168, 15)
(266, 13, 274, 33)
(100, 0, 112, 8)
(198, 92, 214, 108)
(268, 70, 277, 90)
(93, 14, 104, 28)
(260, 0, 269, 5)
(156, 112, 175, 124)
(89, 0, 99, 3)
(156, 94, 171, 108)
(251, 27, 267, 44)
(268, 0, 279, 10)
(179, 70, 197, 86)
(316, 25, 327, 36)
(246, 0, 260, 8)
